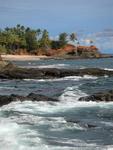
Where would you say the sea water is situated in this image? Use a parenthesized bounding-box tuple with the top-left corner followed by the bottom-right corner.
(0, 58, 113, 150)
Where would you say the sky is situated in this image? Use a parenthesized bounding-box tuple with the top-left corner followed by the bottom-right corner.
(0, 0, 113, 53)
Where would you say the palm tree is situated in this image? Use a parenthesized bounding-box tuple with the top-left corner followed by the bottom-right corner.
(40, 29, 51, 51)
(70, 33, 77, 41)
(89, 39, 94, 46)
(59, 32, 68, 47)
(16, 24, 21, 29)
(70, 33, 79, 56)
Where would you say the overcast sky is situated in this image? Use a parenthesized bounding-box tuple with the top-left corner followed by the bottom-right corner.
(0, 0, 113, 52)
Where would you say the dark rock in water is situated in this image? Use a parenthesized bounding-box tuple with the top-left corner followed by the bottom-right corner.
(66, 119, 97, 129)
(1, 61, 113, 79)
(27, 93, 58, 102)
(79, 90, 113, 102)
(66, 119, 80, 124)
(0, 93, 59, 107)
(0, 61, 16, 71)
(84, 123, 97, 128)
(1, 62, 113, 79)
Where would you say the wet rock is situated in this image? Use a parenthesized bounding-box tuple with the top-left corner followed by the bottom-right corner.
(84, 123, 97, 128)
(0, 93, 59, 107)
(1, 63, 113, 79)
(79, 90, 113, 102)
(27, 93, 58, 102)
(66, 119, 97, 129)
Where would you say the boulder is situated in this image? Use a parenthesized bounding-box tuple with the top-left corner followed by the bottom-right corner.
(1, 66, 113, 79)
(79, 90, 113, 102)
(0, 93, 59, 107)
(0, 61, 113, 79)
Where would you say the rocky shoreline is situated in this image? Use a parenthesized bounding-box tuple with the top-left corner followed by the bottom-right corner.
(0, 93, 58, 107)
(0, 61, 113, 106)
(1, 89, 113, 107)
(79, 90, 113, 102)
(1, 61, 113, 79)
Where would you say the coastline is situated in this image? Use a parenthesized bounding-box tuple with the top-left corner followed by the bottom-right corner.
(1, 54, 113, 61)
(1, 54, 48, 61)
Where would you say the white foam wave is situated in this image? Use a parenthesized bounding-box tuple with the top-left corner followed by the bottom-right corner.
(103, 146, 113, 150)
(83, 75, 98, 79)
(1, 86, 113, 150)
(0, 114, 102, 150)
(24, 75, 98, 82)
(0, 116, 50, 150)
(0, 87, 15, 89)
(59, 85, 113, 109)
(104, 68, 113, 71)
(101, 121, 113, 127)
(37, 64, 69, 69)
(59, 86, 88, 103)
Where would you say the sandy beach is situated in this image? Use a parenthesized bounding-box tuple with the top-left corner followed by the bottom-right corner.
(1, 55, 48, 61)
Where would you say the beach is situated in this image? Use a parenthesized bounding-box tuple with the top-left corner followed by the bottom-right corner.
(1, 55, 47, 61)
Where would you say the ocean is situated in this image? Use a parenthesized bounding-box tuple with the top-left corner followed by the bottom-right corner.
(0, 58, 113, 150)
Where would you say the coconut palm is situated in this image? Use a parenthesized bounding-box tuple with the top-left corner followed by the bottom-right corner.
(70, 33, 79, 56)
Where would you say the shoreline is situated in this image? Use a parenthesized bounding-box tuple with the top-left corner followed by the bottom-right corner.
(1, 54, 48, 61)
(1, 54, 113, 61)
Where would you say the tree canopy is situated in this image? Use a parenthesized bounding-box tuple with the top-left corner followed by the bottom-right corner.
(0, 24, 78, 54)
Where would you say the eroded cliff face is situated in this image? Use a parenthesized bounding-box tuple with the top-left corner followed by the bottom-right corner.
(76, 45, 100, 58)
(46, 44, 100, 58)
(64, 45, 100, 58)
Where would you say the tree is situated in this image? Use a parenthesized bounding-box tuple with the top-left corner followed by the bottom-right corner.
(89, 39, 94, 46)
(70, 32, 79, 56)
(59, 32, 68, 47)
(70, 33, 77, 42)
(25, 29, 38, 51)
(39, 29, 51, 50)
(0, 25, 82, 55)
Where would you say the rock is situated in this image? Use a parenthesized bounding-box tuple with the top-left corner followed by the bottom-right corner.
(1, 63, 113, 79)
(46, 44, 101, 58)
(66, 119, 97, 129)
(0, 61, 17, 76)
(79, 90, 113, 102)
(84, 123, 97, 128)
(0, 93, 59, 107)
(27, 93, 58, 102)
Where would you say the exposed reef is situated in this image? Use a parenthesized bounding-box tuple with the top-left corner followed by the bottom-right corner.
(1, 61, 113, 79)
(79, 90, 113, 102)
(0, 93, 58, 107)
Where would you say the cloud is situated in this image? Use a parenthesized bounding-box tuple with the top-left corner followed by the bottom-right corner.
(79, 29, 113, 53)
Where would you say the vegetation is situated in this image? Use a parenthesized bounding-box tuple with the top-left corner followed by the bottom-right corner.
(0, 24, 78, 54)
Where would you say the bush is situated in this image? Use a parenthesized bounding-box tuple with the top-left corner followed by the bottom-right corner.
(0, 45, 8, 54)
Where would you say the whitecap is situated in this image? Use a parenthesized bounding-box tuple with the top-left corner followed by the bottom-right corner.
(83, 75, 98, 79)
(59, 85, 113, 108)
(104, 68, 113, 71)
(103, 146, 113, 150)
(37, 64, 70, 69)
(59, 85, 88, 103)
(23, 75, 98, 83)
(0, 86, 15, 89)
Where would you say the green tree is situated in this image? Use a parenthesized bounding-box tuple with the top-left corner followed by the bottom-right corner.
(39, 29, 51, 50)
(59, 32, 68, 47)
(25, 29, 38, 51)
(70, 33, 77, 42)
(70, 32, 79, 56)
